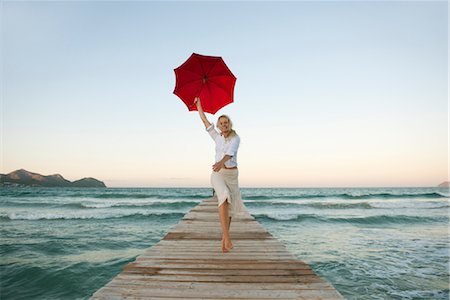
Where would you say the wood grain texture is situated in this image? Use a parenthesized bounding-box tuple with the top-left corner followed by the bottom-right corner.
(90, 197, 344, 299)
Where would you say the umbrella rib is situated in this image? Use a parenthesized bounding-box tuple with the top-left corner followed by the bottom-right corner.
(176, 77, 201, 88)
(177, 68, 204, 78)
(205, 59, 220, 75)
(195, 55, 208, 75)
(207, 74, 235, 80)
(195, 55, 221, 77)
(208, 78, 234, 97)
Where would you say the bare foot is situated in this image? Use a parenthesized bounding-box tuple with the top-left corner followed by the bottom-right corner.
(224, 238, 233, 251)
(221, 238, 229, 253)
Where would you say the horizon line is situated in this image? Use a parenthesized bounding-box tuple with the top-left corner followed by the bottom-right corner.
(101, 185, 447, 189)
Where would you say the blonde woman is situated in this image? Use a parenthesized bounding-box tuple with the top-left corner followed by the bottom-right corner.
(194, 97, 247, 253)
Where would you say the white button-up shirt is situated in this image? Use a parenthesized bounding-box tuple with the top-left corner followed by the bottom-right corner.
(206, 124, 240, 168)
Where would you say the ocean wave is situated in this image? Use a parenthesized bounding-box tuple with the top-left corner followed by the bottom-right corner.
(346, 192, 449, 200)
(246, 201, 375, 209)
(429, 205, 450, 209)
(4, 188, 447, 201)
(303, 202, 374, 209)
(0, 211, 184, 221)
(0, 198, 201, 209)
(246, 200, 449, 210)
(3, 199, 447, 211)
(254, 213, 448, 224)
(244, 192, 448, 201)
(86, 193, 211, 200)
(79, 200, 199, 209)
(1, 189, 213, 200)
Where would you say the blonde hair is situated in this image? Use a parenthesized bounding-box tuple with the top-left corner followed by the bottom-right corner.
(217, 115, 237, 138)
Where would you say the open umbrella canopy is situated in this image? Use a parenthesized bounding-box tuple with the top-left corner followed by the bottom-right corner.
(173, 53, 237, 115)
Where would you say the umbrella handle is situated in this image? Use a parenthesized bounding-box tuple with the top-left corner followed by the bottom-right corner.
(190, 97, 200, 109)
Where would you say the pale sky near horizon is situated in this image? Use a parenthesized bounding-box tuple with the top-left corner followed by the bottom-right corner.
(1, 1, 448, 188)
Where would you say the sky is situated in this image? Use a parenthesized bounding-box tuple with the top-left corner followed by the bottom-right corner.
(1, 1, 448, 188)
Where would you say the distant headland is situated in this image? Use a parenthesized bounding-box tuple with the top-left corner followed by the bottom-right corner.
(0, 169, 106, 188)
(438, 181, 449, 188)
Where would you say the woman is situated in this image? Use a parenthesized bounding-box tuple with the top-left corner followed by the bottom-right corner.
(194, 97, 247, 253)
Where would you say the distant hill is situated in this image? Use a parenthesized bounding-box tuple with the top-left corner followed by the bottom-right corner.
(0, 169, 106, 188)
(438, 181, 449, 188)
(72, 177, 106, 188)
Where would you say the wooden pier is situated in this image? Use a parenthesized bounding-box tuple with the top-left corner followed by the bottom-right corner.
(90, 198, 344, 299)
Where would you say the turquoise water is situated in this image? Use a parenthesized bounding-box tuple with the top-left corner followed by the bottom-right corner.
(1, 187, 448, 299)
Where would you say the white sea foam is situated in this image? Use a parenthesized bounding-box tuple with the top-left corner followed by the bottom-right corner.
(62, 248, 145, 263)
(246, 197, 450, 210)
(1, 209, 184, 220)
(80, 198, 200, 208)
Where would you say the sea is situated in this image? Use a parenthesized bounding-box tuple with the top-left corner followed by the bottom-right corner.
(0, 187, 449, 299)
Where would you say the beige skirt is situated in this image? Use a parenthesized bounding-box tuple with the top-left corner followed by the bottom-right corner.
(210, 168, 247, 218)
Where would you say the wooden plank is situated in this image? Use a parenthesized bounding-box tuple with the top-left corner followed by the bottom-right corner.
(155, 240, 287, 246)
(122, 267, 315, 276)
(107, 280, 336, 290)
(162, 232, 274, 240)
(90, 197, 344, 299)
(137, 254, 298, 260)
(94, 285, 343, 299)
(142, 248, 293, 254)
(130, 261, 312, 270)
(109, 273, 324, 282)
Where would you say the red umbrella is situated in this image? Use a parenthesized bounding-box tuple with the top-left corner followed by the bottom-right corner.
(173, 53, 237, 114)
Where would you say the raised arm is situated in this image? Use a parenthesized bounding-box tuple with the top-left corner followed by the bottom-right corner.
(194, 97, 212, 129)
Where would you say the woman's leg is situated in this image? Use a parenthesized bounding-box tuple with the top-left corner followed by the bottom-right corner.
(218, 200, 233, 252)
